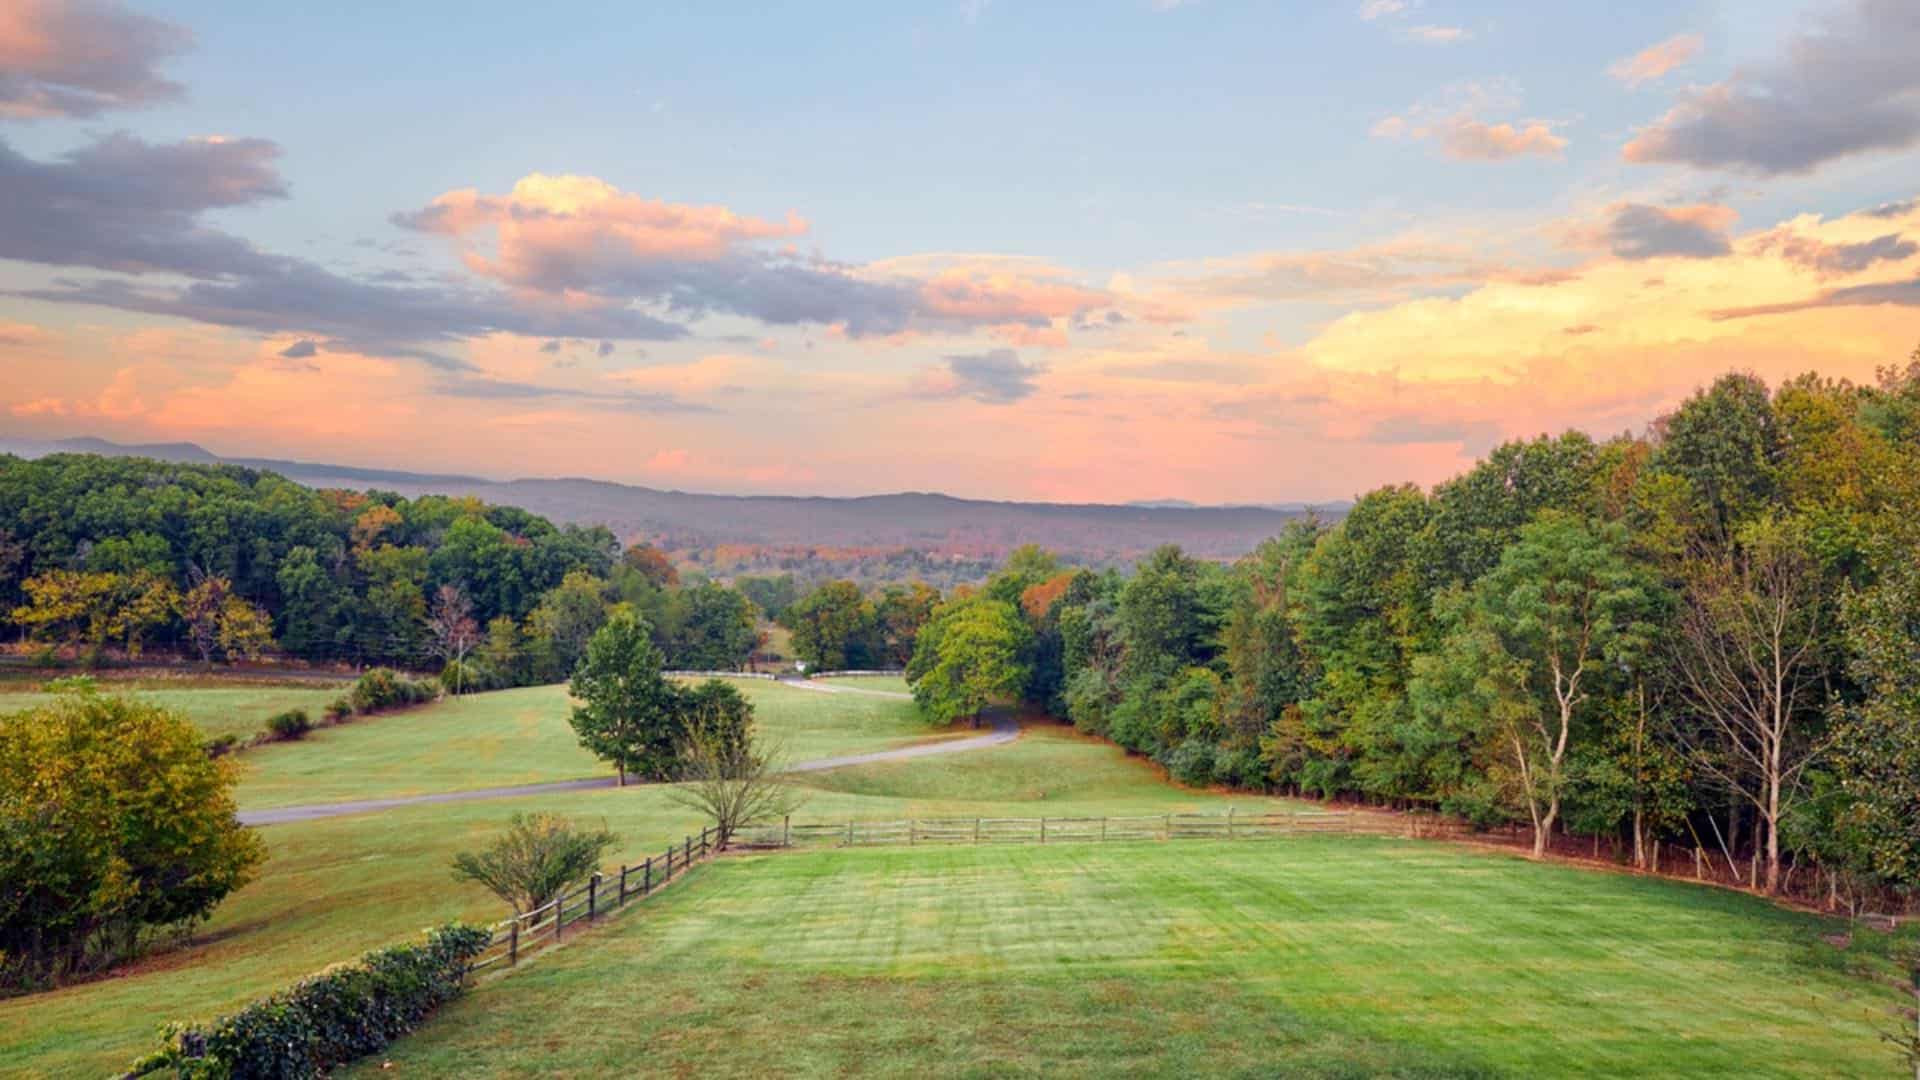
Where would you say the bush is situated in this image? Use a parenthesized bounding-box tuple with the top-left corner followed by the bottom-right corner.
(0, 691, 265, 989)
(202, 733, 240, 758)
(347, 668, 440, 715)
(41, 674, 97, 694)
(450, 813, 618, 915)
(1166, 737, 1217, 787)
(438, 658, 491, 695)
(323, 696, 352, 723)
(129, 923, 490, 1078)
(266, 709, 312, 741)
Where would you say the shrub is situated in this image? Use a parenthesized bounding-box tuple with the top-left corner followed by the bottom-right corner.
(438, 658, 491, 695)
(266, 709, 312, 741)
(129, 923, 490, 1078)
(41, 674, 97, 694)
(0, 691, 265, 989)
(202, 733, 240, 758)
(451, 813, 617, 915)
(323, 696, 353, 723)
(1166, 737, 1217, 787)
(347, 668, 440, 715)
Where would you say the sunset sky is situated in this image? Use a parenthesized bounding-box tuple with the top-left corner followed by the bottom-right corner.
(3, 0, 1919, 503)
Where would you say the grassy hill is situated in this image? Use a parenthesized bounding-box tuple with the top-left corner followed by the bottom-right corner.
(359, 839, 1904, 1077)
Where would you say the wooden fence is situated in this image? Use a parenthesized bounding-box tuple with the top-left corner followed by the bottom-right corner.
(463, 809, 1480, 975)
(467, 825, 718, 974)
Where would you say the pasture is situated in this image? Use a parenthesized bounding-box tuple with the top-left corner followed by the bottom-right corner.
(0, 691, 1305, 1076)
(0, 675, 343, 743)
(360, 839, 1906, 1078)
(234, 677, 939, 809)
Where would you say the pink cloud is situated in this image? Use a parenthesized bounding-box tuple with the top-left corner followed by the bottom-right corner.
(1608, 33, 1703, 87)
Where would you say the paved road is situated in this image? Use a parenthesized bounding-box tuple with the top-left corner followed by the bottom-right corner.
(239, 681, 1013, 827)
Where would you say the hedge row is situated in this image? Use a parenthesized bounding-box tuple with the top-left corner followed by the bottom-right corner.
(128, 923, 490, 1079)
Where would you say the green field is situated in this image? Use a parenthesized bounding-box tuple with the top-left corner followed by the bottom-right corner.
(362, 840, 1906, 1078)
(0, 709, 1306, 1076)
(812, 674, 911, 695)
(235, 678, 939, 809)
(0, 677, 344, 742)
(6, 673, 1907, 1078)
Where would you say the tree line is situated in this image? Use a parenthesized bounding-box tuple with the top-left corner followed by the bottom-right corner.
(0, 454, 796, 681)
(906, 360, 1920, 902)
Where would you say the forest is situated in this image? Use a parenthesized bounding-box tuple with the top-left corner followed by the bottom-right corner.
(906, 362, 1920, 903)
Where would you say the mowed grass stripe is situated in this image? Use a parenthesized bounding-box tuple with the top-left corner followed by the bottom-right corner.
(361, 839, 1899, 1078)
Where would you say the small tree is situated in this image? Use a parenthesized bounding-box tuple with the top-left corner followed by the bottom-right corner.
(669, 707, 804, 850)
(568, 612, 681, 784)
(426, 584, 482, 694)
(0, 689, 266, 987)
(450, 813, 617, 915)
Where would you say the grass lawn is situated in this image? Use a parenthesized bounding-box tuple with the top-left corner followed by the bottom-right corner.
(235, 677, 938, 809)
(2, 719, 1309, 1075)
(363, 839, 1909, 1078)
(0, 677, 344, 742)
(813, 673, 911, 695)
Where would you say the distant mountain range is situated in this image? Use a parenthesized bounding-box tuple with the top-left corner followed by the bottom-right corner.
(0, 436, 1345, 562)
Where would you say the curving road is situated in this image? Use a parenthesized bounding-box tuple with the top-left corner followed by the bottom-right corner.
(238, 682, 1015, 827)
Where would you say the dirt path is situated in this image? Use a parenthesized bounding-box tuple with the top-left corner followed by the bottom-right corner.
(238, 685, 1012, 827)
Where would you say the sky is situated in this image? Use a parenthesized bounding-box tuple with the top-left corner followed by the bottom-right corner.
(2, 0, 1919, 504)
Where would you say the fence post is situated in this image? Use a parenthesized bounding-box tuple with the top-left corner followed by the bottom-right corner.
(555, 896, 565, 942)
(701, 826, 710, 857)
(685, 836, 692, 864)
(619, 864, 629, 903)
(588, 874, 598, 921)
(1040, 817, 1047, 844)
(910, 819, 917, 845)
(509, 920, 519, 966)
(1164, 814, 1171, 841)
(644, 855, 653, 894)
(1228, 806, 1235, 840)
(784, 815, 791, 848)
(1100, 817, 1107, 842)
(847, 819, 854, 846)
(975, 817, 981, 844)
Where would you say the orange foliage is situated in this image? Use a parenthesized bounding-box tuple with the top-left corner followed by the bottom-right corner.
(1020, 571, 1077, 621)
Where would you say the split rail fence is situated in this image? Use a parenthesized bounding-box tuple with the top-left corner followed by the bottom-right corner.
(465, 808, 1473, 975)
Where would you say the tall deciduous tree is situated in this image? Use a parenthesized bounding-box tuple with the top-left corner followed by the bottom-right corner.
(1416, 514, 1654, 857)
(568, 612, 681, 784)
(426, 584, 481, 693)
(783, 580, 872, 671)
(1671, 515, 1827, 893)
(909, 598, 1032, 726)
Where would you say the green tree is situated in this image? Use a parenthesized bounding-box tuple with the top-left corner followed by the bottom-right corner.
(527, 569, 610, 680)
(783, 580, 873, 671)
(567, 612, 681, 784)
(666, 582, 758, 670)
(1825, 531, 1920, 895)
(0, 690, 266, 987)
(1415, 514, 1655, 857)
(909, 598, 1032, 726)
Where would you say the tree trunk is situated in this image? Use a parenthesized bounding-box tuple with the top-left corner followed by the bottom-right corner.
(617, 765, 627, 787)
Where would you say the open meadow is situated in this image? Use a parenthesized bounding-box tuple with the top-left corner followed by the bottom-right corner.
(0, 684, 1317, 1076)
(233, 677, 943, 809)
(360, 839, 1907, 1078)
(0, 675, 344, 743)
